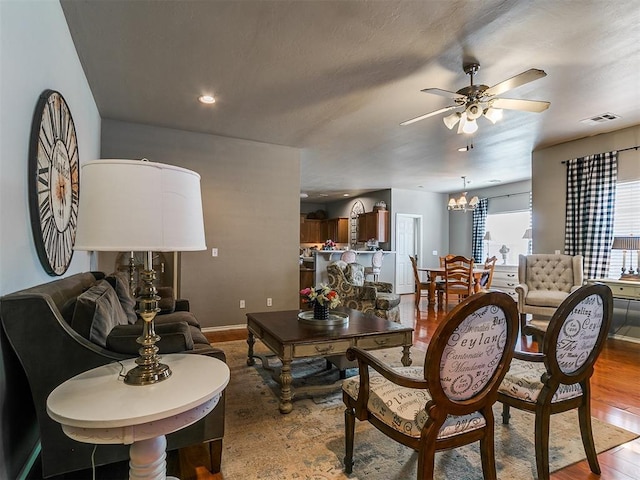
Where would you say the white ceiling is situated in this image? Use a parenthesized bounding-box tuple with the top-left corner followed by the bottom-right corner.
(61, 0, 640, 202)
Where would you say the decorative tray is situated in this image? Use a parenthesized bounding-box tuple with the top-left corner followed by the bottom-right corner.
(298, 310, 349, 327)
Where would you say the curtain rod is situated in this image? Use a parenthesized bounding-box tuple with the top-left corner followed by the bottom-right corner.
(561, 145, 640, 164)
(486, 191, 530, 200)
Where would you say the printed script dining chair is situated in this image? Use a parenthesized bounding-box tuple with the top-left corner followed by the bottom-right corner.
(497, 283, 613, 480)
(444, 255, 474, 305)
(342, 291, 519, 480)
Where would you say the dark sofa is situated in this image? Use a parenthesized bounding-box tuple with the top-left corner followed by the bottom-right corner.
(0, 271, 226, 478)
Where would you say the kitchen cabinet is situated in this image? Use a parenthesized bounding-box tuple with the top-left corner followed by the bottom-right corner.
(326, 217, 349, 244)
(300, 216, 323, 243)
(357, 210, 389, 243)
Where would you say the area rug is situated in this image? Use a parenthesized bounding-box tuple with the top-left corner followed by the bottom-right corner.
(216, 339, 637, 480)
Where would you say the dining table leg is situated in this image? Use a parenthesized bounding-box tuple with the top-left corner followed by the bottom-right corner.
(428, 272, 437, 305)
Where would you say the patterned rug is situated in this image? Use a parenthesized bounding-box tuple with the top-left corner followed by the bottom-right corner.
(216, 339, 637, 480)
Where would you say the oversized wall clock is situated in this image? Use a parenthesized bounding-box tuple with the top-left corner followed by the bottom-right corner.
(28, 90, 79, 276)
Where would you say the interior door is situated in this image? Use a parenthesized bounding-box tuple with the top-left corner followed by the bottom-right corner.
(395, 214, 421, 294)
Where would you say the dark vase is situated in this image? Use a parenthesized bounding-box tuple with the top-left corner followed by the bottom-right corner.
(313, 303, 329, 320)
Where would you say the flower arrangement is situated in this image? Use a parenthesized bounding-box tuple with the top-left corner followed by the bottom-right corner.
(322, 239, 336, 250)
(300, 284, 341, 309)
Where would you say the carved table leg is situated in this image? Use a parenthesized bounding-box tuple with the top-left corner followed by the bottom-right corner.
(279, 358, 293, 414)
(401, 345, 412, 366)
(246, 331, 255, 366)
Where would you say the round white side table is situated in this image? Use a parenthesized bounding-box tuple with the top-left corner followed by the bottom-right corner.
(47, 354, 230, 480)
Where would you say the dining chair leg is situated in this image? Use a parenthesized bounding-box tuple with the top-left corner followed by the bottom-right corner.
(578, 392, 601, 474)
(501, 403, 511, 424)
(344, 406, 356, 474)
(480, 430, 498, 480)
(417, 443, 436, 480)
(534, 409, 552, 480)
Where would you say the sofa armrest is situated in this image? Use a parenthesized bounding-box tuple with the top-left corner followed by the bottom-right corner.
(107, 321, 194, 354)
(364, 281, 393, 293)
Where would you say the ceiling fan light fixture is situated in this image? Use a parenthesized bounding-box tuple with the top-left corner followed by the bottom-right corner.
(484, 107, 503, 124)
(443, 112, 461, 130)
(462, 118, 478, 134)
(465, 103, 482, 120)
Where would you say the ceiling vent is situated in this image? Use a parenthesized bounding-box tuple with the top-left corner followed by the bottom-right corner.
(580, 112, 621, 125)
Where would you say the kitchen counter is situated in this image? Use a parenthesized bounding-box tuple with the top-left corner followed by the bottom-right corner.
(313, 250, 396, 289)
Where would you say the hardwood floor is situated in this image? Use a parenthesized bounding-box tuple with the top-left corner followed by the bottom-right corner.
(41, 294, 640, 479)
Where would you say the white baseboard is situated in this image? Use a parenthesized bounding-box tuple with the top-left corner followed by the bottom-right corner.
(202, 324, 246, 333)
(609, 333, 640, 344)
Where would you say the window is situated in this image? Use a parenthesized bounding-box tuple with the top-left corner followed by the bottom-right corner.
(607, 180, 640, 278)
(485, 210, 531, 265)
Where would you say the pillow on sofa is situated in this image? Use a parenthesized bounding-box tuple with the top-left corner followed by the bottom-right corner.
(156, 286, 176, 314)
(71, 280, 129, 348)
(105, 272, 138, 324)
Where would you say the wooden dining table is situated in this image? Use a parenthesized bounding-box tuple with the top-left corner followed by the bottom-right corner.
(417, 266, 490, 306)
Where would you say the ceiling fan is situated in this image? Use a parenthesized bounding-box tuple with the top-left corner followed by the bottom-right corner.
(400, 63, 550, 134)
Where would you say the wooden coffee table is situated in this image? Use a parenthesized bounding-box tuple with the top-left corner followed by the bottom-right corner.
(246, 307, 413, 413)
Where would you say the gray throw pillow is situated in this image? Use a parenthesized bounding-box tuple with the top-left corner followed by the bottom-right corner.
(72, 280, 129, 348)
(106, 271, 138, 324)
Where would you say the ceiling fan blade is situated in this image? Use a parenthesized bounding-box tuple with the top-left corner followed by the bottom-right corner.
(400, 105, 458, 126)
(420, 88, 467, 100)
(492, 98, 550, 112)
(484, 68, 547, 97)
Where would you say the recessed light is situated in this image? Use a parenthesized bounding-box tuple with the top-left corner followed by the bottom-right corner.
(343, 194, 350, 197)
(300, 193, 309, 199)
(488, 179, 502, 183)
(198, 95, 216, 104)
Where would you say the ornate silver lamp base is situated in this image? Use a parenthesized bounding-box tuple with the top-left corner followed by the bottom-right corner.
(124, 255, 172, 386)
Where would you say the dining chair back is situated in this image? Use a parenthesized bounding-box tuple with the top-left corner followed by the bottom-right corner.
(497, 283, 613, 480)
(342, 291, 519, 479)
(479, 256, 498, 289)
(444, 255, 474, 305)
(340, 250, 357, 263)
(409, 255, 430, 309)
(364, 250, 383, 281)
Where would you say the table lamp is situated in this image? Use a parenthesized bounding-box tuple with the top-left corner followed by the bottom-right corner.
(74, 159, 207, 385)
(611, 235, 640, 281)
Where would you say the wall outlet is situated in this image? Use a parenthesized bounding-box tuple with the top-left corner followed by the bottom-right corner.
(212, 248, 218, 257)
(555, 250, 561, 255)
(239, 299, 245, 309)
(267, 297, 272, 307)
(432, 250, 438, 256)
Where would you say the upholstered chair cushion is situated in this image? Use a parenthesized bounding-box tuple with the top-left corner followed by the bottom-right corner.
(525, 290, 569, 308)
(345, 263, 365, 286)
(71, 280, 129, 348)
(343, 366, 486, 439)
(498, 358, 583, 403)
(375, 292, 401, 310)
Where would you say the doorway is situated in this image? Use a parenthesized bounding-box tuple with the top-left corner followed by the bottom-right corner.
(395, 214, 422, 294)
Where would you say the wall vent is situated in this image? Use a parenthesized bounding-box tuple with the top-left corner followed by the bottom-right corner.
(580, 112, 621, 125)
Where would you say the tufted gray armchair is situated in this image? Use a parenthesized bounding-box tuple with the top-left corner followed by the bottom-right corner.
(326, 261, 400, 322)
(515, 253, 584, 332)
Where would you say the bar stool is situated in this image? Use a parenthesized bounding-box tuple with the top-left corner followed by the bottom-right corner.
(364, 250, 383, 282)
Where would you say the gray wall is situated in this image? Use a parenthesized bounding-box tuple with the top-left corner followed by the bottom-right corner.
(448, 180, 532, 258)
(0, 2, 101, 478)
(532, 124, 640, 254)
(100, 120, 301, 329)
(390, 188, 448, 268)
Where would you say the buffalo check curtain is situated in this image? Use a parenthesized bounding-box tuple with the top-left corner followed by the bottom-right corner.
(564, 152, 617, 279)
(472, 198, 488, 263)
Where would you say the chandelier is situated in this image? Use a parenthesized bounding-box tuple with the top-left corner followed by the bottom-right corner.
(448, 176, 479, 212)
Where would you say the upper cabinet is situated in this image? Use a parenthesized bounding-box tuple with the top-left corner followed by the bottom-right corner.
(300, 215, 323, 243)
(300, 216, 349, 244)
(326, 217, 349, 244)
(357, 210, 389, 243)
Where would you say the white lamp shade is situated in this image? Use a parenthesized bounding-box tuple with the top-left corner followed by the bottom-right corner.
(74, 159, 207, 252)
